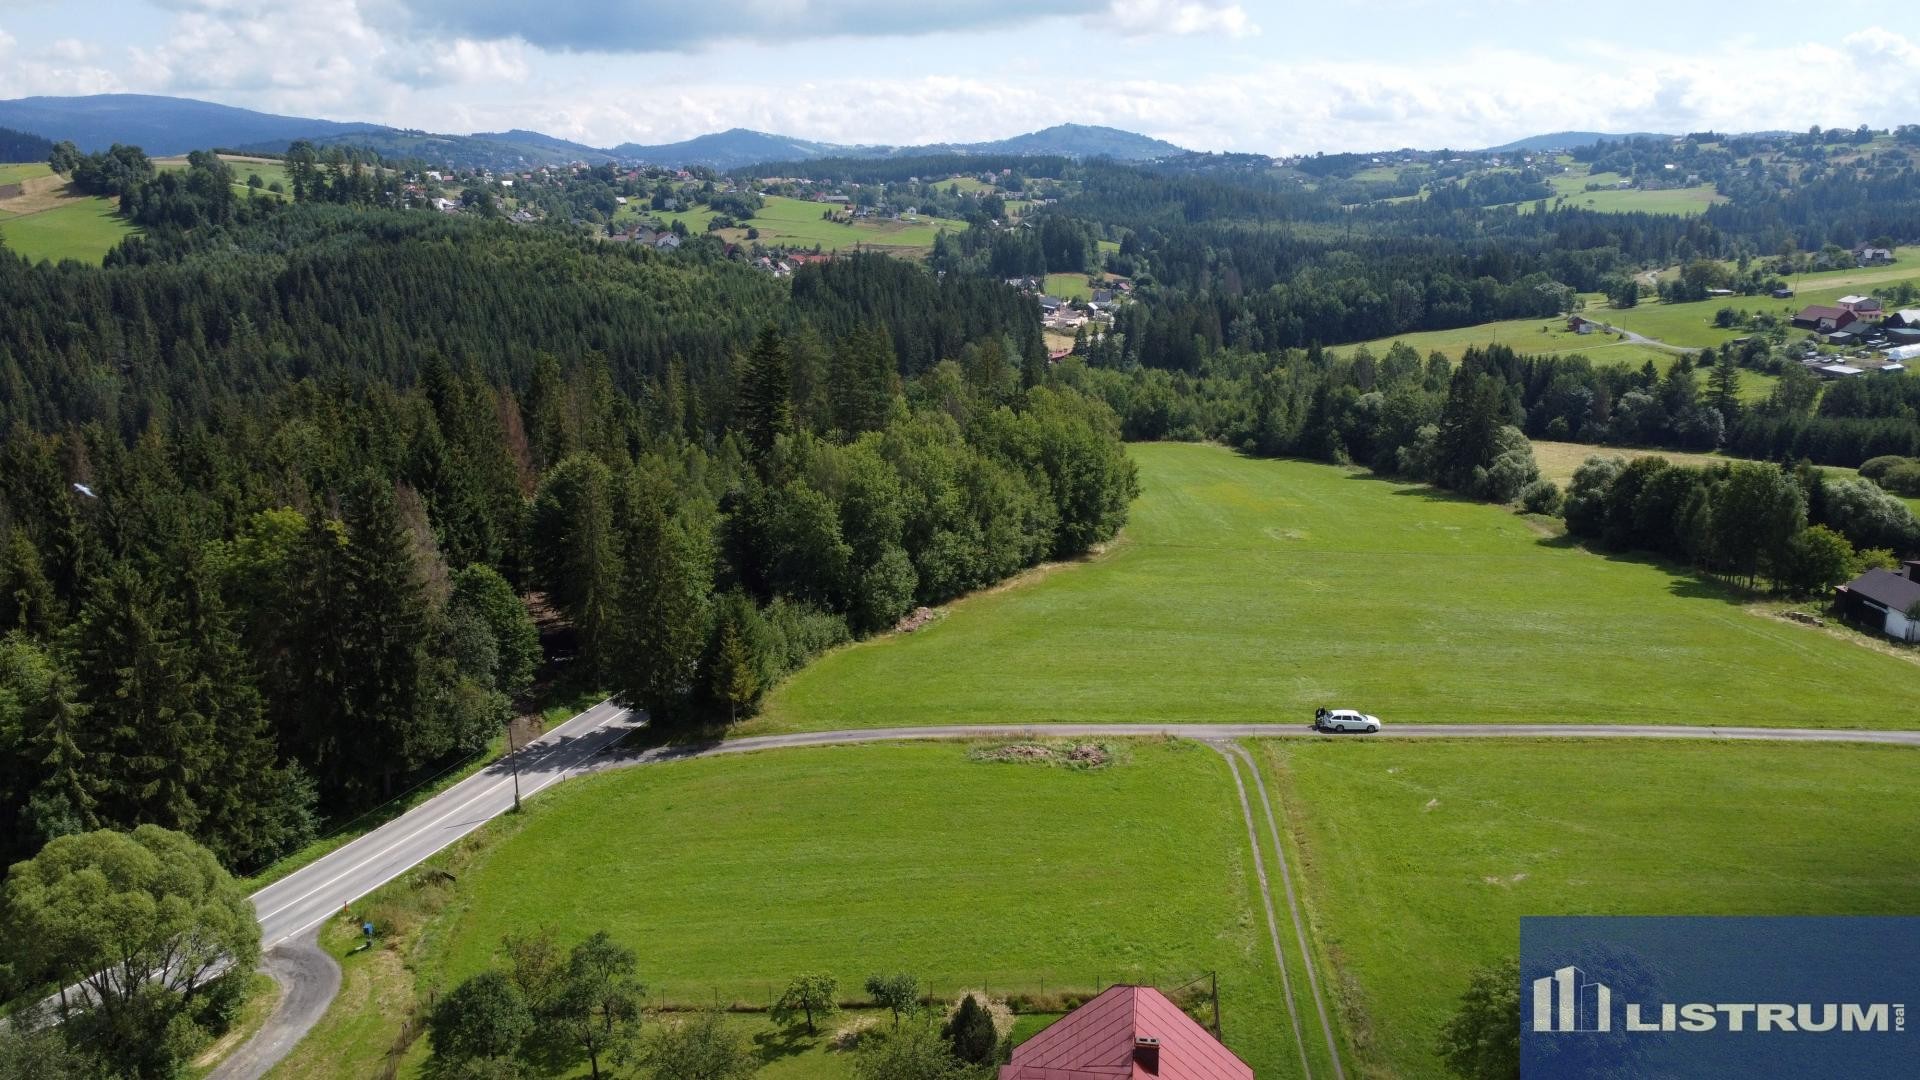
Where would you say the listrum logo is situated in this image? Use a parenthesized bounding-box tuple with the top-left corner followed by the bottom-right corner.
(1520, 917, 1920, 1078)
(1530, 962, 1902, 1035)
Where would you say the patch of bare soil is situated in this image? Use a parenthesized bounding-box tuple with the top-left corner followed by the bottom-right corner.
(967, 742, 1115, 769)
(893, 605, 940, 633)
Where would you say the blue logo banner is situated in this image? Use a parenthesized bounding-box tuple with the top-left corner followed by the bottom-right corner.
(1520, 916, 1918, 1078)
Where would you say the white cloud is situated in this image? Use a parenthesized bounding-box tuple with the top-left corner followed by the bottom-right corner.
(1106, 0, 1257, 37)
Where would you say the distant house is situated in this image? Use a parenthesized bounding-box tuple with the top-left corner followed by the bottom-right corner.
(1567, 314, 1597, 334)
(1833, 563, 1920, 643)
(1771, 287, 1795, 299)
(1837, 295, 1885, 318)
(430, 197, 459, 213)
(998, 985, 1252, 1080)
(1854, 246, 1894, 265)
(1037, 295, 1065, 312)
(654, 233, 681, 251)
(1884, 309, 1920, 330)
(1814, 362, 1866, 378)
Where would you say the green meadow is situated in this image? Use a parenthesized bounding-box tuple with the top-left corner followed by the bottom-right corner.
(1582, 268, 1920, 350)
(0, 161, 53, 185)
(617, 195, 967, 256)
(1262, 739, 1920, 1078)
(407, 741, 1309, 1079)
(758, 443, 1920, 733)
(0, 196, 133, 264)
(1043, 272, 1094, 300)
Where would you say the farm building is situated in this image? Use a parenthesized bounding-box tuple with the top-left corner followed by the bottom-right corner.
(1837, 295, 1884, 318)
(1834, 563, 1920, 644)
(1884, 344, 1920, 363)
(998, 985, 1253, 1080)
(1793, 304, 1847, 331)
(1814, 363, 1866, 378)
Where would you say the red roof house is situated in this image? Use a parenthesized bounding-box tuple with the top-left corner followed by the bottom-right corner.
(998, 986, 1253, 1080)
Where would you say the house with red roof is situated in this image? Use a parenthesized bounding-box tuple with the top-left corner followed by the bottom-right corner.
(998, 985, 1252, 1080)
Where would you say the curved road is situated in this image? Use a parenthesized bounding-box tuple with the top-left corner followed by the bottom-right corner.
(213, 708, 1920, 1078)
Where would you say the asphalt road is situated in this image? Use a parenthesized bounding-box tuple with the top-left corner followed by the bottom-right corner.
(214, 713, 1920, 1077)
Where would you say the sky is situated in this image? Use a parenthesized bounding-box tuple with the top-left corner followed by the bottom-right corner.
(2, 0, 1919, 154)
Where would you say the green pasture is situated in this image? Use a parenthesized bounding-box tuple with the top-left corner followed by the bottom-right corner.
(730, 196, 966, 254)
(0, 196, 133, 264)
(0, 161, 53, 185)
(758, 443, 1920, 733)
(1585, 270, 1920, 350)
(1349, 316, 1675, 365)
(940, 175, 996, 194)
(1262, 739, 1920, 1078)
(417, 741, 1306, 1079)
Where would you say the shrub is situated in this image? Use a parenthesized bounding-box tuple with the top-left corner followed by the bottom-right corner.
(1858, 455, 1914, 483)
(1520, 479, 1563, 515)
(1881, 462, 1920, 497)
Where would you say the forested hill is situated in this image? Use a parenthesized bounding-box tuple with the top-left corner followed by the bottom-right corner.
(0, 175, 1133, 898)
(0, 204, 1044, 439)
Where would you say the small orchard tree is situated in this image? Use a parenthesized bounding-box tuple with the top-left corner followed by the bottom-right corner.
(864, 972, 921, 1025)
(428, 969, 534, 1065)
(631, 1010, 760, 1080)
(854, 1020, 970, 1080)
(558, 931, 645, 1079)
(1436, 958, 1520, 1080)
(943, 995, 998, 1065)
(772, 973, 839, 1035)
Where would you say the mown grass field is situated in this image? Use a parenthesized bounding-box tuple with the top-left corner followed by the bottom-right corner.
(0, 161, 53, 186)
(0, 195, 133, 263)
(1528, 165, 1723, 215)
(1260, 739, 1920, 1078)
(1341, 318, 1777, 399)
(617, 195, 967, 257)
(758, 443, 1920, 733)
(405, 741, 1307, 1079)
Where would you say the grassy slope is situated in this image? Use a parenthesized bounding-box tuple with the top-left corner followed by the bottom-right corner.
(0, 196, 133, 264)
(1341, 320, 1777, 402)
(1260, 739, 1920, 1078)
(758, 443, 1920, 733)
(1586, 269, 1920, 349)
(415, 741, 1303, 1079)
(0, 162, 53, 185)
(614, 195, 966, 256)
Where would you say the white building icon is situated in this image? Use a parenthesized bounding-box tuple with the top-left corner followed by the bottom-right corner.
(1532, 966, 1611, 1032)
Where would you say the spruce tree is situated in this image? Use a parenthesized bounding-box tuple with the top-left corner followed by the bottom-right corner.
(613, 495, 712, 725)
(0, 527, 59, 635)
(333, 478, 437, 799)
(62, 562, 211, 837)
(529, 455, 621, 675)
(738, 324, 794, 462)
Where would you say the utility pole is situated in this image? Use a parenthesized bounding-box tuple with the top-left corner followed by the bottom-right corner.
(1211, 971, 1221, 1037)
(506, 718, 522, 813)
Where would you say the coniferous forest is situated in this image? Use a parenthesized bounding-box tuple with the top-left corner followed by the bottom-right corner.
(0, 163, 1138, 884)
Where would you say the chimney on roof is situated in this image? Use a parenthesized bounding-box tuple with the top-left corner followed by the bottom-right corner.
(1134, 1036, 1161, 1074)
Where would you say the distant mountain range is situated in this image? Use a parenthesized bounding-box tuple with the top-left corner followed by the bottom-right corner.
(1479, 131, 1675, 153)
(0, 94, 389, 157)
(0, 94, 1188, 170)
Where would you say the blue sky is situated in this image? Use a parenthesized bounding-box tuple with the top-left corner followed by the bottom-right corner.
(2, 0, 1918, 152)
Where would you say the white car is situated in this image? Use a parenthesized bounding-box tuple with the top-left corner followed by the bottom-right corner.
(1313, 708, 1381, 733)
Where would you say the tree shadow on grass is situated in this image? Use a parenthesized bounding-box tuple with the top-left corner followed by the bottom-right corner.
(1531, 532, 1764, 607)
(752, 1024, 819, 1064)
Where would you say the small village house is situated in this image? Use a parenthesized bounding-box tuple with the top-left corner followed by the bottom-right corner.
(1834, 562, 1920, 644)
(998, 985, 1253, 1080)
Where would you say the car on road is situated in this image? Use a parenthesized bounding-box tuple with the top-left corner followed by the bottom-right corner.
(1313, 708, 1382, 733)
